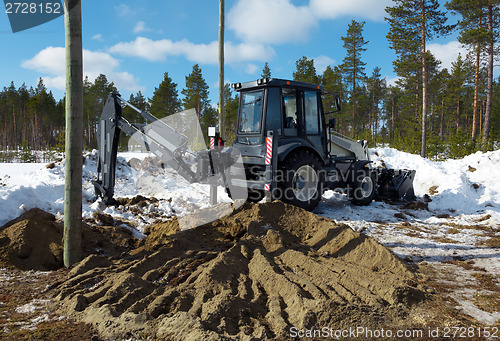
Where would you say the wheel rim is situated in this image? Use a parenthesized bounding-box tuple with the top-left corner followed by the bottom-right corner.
(292, 165, 318, 202)
(359, 175, 374, 198)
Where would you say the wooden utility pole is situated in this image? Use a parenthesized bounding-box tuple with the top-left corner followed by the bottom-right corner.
(218, 0, 225, 139)
(63, 0, 83, 267)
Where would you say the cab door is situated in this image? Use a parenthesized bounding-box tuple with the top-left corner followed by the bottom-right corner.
(302, 90, 325, 157)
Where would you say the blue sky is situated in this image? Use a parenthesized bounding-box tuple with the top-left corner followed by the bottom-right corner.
(1, 0, 494, 106)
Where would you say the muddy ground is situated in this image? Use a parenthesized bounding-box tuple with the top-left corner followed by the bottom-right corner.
(0, 200, 496, 340)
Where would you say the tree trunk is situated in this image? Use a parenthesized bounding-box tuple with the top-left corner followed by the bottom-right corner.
(391, 91, 395, 139)
(63, 0, 83, 268)
(440, 91, 445, 138)
(482, 3, 493, 148)
(352, 80, 356, 136)
(420, 0, 428, 158)
(472, 17, 481, 142)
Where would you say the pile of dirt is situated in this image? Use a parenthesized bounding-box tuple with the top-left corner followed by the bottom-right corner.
(0, 208, 140, 271)
(55, 201, 426, 340)
(0, 209, 64, 270)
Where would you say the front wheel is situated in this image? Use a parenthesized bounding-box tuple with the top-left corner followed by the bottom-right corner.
(348, 169, 376, 206)
(277, 151, 324, 211)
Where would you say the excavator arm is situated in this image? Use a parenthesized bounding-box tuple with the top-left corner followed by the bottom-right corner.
(93, 93, 199, 204)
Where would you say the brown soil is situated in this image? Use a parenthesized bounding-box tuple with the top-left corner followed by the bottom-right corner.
(0, 268, 100, 340)
(51, 201, 426, 340)
(0, 208, 139, 271)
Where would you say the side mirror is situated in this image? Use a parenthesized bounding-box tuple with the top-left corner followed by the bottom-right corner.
(328, 118, 336, 129)
(334, 95, 341, 112)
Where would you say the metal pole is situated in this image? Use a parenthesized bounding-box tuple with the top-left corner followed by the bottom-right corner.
(63, 0, 83, 267)
(218, 0, 225, 140)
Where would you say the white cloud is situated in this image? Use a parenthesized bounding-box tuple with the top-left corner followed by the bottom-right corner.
(427, 40, 468, 71)
(228, 0, 316, 44)
(133, 21, 150, 34)
(21, 47, 143, 92)
(227, 0, 390, 45)
(22, 46, 65, 75)
(245, 64, 259, 75)
(309, 0, 391, 21)
(108, 37, 275, 64)
(314, 55, 335, 74)
(385, 75, 400, 87)
(115, 4, 131, 17)
(92, 33, 104, 41)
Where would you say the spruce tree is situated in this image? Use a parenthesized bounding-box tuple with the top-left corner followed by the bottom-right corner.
(182, 64, 211, 143)
(340, 20, 368, 136)
(223, 83, 239, 144)
(150, 72, 181, 119)
(261, 62, 272, 79)
(321, 66, 343, 113)
(293, 57, 320, 84)
(182, 64, 210, 117)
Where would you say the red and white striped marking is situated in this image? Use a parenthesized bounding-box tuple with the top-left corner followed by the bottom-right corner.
(264, 135, 273, 192)
(210, 137, 215, 150)
(265, 136, 273, 165)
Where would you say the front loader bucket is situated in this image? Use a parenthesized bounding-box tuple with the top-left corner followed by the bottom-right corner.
(375, 168, 416, 202)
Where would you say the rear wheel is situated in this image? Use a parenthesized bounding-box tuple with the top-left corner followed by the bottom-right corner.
(348, 169, 376, 206)
(278, 151, 324, 211)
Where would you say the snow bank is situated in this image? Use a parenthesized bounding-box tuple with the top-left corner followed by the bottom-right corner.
(371, 147, 500, 223)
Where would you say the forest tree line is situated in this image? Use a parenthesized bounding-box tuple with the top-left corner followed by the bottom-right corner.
(0, 0, 498, 161)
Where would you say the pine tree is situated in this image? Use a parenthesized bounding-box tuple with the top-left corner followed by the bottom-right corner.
(293, 56, 320, 85)
(446, 54, 474, 136)
(322, 65, 347, 133)
(490, 76, 500, 142)
(482, 2, 499, 148)
(340, 20, 368, 136)
(261, 62, 272, 79)
(150, 72, 181, 119)
(83, 74, 117, 149)
(386, 0, 453, 157)
(446, 0, 489, 143)
(366, 67, 386, 144)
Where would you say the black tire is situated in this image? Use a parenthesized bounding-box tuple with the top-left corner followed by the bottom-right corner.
(348, 169, 376, 206)
(277, 151, 324, 211)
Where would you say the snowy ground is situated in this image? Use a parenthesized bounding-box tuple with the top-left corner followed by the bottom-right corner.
(0, 147, 499, 325)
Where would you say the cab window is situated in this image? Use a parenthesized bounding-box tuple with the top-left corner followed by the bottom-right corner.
(239, 90, 263, 133)
(304, 91, 320, 134)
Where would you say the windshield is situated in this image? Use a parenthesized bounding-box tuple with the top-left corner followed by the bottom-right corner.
(239, 90, 263, 133)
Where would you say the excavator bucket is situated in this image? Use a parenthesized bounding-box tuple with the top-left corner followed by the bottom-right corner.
(375, 168, 416, 202)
